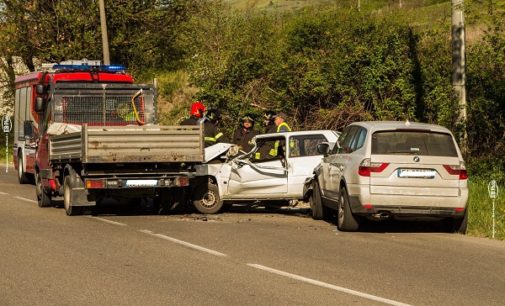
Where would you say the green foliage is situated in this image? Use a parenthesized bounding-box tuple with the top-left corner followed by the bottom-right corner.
(182, 5, 424, 130)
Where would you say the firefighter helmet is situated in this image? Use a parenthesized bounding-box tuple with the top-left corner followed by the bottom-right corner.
(190, 101, 206, 118)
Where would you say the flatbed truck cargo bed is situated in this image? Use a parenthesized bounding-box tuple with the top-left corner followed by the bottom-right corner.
(49, 125, 204, 164)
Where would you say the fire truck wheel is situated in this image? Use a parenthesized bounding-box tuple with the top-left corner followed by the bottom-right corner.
(17, 153, 32, 184)
(63, 176, 82, 216)
(35, 173, 52, 207)
(192, 183, 223, 214)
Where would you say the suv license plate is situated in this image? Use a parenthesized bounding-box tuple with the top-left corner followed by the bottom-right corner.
(397, 169, 436, 179)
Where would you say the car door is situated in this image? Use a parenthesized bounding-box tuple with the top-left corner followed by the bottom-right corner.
(318, 130, 345, 198)
(287, 133, 329, 197)
(227, 136, 288, 198)
(335, 126, 368, 188)
(326, 126, 361, 201)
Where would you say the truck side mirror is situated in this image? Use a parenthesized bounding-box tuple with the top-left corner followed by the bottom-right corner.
(36, 84, 46, 95)
(317, 142, 330, 156)
(23, 121, 34, 138)
(35, 97, 45, 112)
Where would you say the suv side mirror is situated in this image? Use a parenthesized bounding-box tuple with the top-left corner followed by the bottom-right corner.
(23, 121, 34, 138)
(317, 142, 330, 156)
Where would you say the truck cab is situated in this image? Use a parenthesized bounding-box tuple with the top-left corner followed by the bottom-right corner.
(14, 61, 151, 184)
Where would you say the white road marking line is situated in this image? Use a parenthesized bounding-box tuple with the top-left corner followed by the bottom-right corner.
(139, 229, 227, 257)
(0, 191, 9, 195)
(247, 264, 411, 306)
(86, 216, 127, 227)
(14, 196, 37, 204)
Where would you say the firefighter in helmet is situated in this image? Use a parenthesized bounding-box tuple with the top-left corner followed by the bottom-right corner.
(273, 112, 291, 133)
(180, 101, 206, 125)
(263, 110, 277, 134)
(180, 102, 226, 147)
(233, 114, 258, 153)
(204, 108, 228, 145)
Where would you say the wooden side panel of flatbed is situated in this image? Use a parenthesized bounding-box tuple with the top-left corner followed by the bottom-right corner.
(49, 125, 204, 163)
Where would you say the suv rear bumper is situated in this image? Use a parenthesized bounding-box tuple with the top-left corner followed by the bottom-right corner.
(347, 184, 467, 218)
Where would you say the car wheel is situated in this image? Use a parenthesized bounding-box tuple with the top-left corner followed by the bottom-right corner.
(337, 187, 359, 232)
(310, 181, 326, 220)
(447, 210, 468, 234)
(192, 183, 223, 214)
(35, 172, 52, 207)
(17, 153, 31, 184)
(64, 176, 82, 216)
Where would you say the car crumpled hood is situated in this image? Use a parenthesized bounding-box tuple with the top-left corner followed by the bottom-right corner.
(204, 143, 235, 163)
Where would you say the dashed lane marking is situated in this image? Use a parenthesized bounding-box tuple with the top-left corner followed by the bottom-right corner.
(86, 216, 127, 227)
(0, 192, 9, 195)
(139, 229, 228, 257)
(247, 263, 411, 306)
(14, 196, 37, 204)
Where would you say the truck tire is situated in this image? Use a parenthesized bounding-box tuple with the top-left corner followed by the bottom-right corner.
(35, 173, 52, 207)
(63, 176, 82, 216)
(192, 183, 223, 214)
(337, 187, 359, 232)
(17, 153, 32, 184)
(310, 181, 326, 220)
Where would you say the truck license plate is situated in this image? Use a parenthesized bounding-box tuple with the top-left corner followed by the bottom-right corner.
(125, 179, 158, 187)
(397, 169, 436, 179)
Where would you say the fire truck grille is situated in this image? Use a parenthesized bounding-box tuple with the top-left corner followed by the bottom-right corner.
(54, 95, 145, 126)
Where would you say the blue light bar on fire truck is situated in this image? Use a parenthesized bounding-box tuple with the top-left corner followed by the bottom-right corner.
(51, 64, 126, 73)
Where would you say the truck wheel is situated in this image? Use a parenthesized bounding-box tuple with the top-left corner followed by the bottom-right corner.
(193, 183, 223, 214)
(337, 187, 359, 232)
(35, 173, 52, 207)
(310, 181, 326, 220)
(63, 176, 82, 216)
(17, 153, 31, 184)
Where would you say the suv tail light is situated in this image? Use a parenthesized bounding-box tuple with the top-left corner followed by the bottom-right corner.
(358, 158, 389, 177)
(443, 164, 468, 180)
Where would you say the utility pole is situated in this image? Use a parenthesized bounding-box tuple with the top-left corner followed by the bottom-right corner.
(99, 0, 110, 65)
(451, 0, 467, 152)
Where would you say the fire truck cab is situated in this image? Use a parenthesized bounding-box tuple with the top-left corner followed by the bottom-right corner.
(13, 61, 139, 184)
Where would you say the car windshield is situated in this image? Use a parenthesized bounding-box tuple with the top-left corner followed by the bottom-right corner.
(371, 130, 458, 157)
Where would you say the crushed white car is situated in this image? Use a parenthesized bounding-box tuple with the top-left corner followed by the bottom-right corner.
(191, 130, 339, 213)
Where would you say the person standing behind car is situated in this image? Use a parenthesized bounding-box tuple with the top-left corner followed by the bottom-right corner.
(263, 110, 277, 134)
(268, 112, 292, 157)
(273, 112, 291, 133)
(233, 115, 258, 152)
(180, 101, 223, 147)
(180, 100, 206, 125)
(205, 109, 228, 145)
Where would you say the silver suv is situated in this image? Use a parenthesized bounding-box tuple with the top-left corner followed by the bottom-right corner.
(305, 121, 468, 233)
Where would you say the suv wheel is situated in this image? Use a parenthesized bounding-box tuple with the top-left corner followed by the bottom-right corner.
(310, 181, 326, 220)
(337, 187, 359, 232)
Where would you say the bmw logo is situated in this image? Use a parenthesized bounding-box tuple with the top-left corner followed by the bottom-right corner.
(413, 156, 420, 162)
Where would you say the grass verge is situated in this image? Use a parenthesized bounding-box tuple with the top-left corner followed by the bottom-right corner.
(468, 179, 505, 240)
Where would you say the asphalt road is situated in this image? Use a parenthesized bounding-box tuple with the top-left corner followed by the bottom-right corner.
(1, 166, 504, 306)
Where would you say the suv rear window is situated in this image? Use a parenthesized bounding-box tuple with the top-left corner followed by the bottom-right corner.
(371, 130, 458, 157)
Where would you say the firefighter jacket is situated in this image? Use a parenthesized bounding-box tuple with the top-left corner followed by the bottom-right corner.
(233, 127, 258, 153)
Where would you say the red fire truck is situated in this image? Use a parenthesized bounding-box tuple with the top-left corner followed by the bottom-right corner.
(13, 61, 204, 215)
